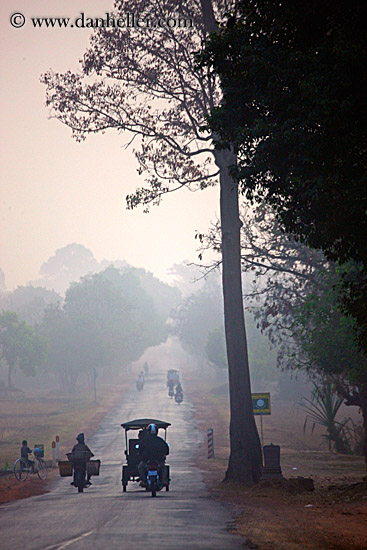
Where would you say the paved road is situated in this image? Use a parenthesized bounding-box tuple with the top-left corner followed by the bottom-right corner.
(1, 360, 244, 549)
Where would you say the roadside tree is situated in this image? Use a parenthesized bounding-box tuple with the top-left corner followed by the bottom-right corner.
(199, 0, 367, 350)
(41, 0, 262, 483)
(0, 311, 47, 388)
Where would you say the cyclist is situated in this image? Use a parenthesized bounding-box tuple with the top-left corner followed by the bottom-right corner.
(21, 440, 34, 471)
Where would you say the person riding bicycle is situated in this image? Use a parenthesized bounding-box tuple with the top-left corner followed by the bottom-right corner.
(137, 423, 169, 486)
(21, 440, 34, 471)
(71, 433, 94, 486)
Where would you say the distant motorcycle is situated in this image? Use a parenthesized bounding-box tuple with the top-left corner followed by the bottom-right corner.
(168, 386, 174, 398)
(175, 391, 183, 404)
(136, 380, 144, 391)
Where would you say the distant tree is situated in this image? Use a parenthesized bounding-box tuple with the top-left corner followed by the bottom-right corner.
(206, 327, 227, 369)
(126, 267, 181, 323)
(0, 311, 47, 388)
(40, 305, 107, 391)
(0, 286, 61, 325)
(173, 284, 224, 365)
(168, 262, 207, 297)
(33, 244, 100, 293)
(40, 267, 171, 390)
(95, 267, 170, 361)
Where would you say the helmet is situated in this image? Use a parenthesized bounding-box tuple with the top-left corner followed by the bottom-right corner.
(147, 423, 157, 435)
(22, 440, 27, 446)
(76, 433, 85, 443)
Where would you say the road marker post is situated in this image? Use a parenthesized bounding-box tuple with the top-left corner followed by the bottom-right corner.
(55, 435, 60, 462)
(207, 428, 214, 459)
(52, 441, 56, 468)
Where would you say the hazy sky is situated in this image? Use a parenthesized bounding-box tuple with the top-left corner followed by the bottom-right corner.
(0, 0, 219, 291)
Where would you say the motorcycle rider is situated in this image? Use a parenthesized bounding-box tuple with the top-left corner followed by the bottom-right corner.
(71, 433, 94, 487)
(175, 382, 183, 396)
(136, 372, 144, 389)
(137, 423, 169, 486)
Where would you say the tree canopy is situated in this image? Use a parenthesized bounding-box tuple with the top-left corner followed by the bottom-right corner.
(39, 267, 172, 390)
(199, 0, 367, 346)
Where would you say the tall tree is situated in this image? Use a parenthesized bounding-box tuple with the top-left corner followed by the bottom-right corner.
(41, 0, 262, 483)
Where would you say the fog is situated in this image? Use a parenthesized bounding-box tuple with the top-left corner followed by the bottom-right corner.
(0, 0, 219, 292)
(0, 242, 309, 406)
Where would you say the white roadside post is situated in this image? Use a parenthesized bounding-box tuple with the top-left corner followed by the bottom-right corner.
(52, 441, 56, 468)
(55, 435, 60, 462)
(207, 428, 214, 459)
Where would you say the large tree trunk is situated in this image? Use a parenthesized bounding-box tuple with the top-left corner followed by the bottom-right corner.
(360, 387, 367, 474)
(336, 381, 367, 473)
(215, 148, 263, 485)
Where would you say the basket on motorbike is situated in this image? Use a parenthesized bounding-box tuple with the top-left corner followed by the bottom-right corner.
(67, 450, 93, 462)
(86, 459, 101, 476)
(58, 460, 73, 477)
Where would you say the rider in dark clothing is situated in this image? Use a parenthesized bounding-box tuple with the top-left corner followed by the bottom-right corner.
(71, 433, 94, 486)
(137, 424, 169, 484)
(21, 440, 34, 470)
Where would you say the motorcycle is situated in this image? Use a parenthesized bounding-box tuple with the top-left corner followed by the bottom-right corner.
(175, 391, 183, 404)
(72, 462, 88, 492)
(136, 380, 144, 391)
(145, 460, 168, 497)
(65, 452, 100, 493)
(168, 386, 174, 398)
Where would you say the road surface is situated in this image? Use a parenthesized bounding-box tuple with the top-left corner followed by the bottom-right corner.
(1, 359, 244, 549)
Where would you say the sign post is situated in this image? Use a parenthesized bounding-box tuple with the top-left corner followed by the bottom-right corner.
(252, 393, 271, 446)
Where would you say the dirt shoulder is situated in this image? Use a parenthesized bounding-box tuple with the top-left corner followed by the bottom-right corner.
(0, 382, 129, 505)
(186, 378, 367, 550)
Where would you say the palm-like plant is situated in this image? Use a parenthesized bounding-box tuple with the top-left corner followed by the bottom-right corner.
(301, 381, 351, 453)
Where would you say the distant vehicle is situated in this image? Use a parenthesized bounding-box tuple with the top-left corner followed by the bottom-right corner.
(167, 369, 179, 387)
(168, 386, 174, 398)
(121, 418, 171, 496)
(175, 391, 183, 404)
(136, 379, 144, 391)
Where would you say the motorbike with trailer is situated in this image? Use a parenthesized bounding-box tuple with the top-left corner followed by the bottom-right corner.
(121, 418, 170, 497)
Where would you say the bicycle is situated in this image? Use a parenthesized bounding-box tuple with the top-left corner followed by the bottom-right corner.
(13, 448, 48, 481)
